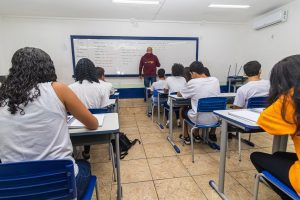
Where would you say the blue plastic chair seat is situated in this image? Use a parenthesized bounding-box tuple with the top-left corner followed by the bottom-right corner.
(262, 171, 300, 200)
(185, 117, 221, 129)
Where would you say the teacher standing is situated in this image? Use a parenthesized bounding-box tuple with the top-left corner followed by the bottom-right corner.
(139, 47, 161, 101)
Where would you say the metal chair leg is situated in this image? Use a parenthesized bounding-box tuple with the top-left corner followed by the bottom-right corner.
(95, 179, 100, 200)
(151, 104, 155, 122)
(253, 173, 263, 200)
(110, 143, 117, 182)
(191, 127, 196, 163)
(182, 119, 185, 145)
(238, 132, 242, 161)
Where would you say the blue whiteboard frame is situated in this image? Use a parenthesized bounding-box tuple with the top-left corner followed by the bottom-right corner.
(70, 35, 199, 77)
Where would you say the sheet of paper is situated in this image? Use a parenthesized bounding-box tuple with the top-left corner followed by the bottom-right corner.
(68, 114, 105, 129)
(228, 110, 261, 123)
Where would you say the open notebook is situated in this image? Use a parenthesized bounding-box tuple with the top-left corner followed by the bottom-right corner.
(228, 109, 263, 123)
(67, 114, 105, 129)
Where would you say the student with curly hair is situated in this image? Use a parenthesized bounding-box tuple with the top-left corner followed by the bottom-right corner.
(0, 47, 98, 199)
(164, 63, 186, 127)
(251, 55, 300, 200)
(69, 58, 107, 160)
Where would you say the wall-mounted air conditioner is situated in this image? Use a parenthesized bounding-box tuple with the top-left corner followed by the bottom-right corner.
(253, 10, 288, 30)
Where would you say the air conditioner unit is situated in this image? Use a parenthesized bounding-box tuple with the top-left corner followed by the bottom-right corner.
(253, 10, 288, 30)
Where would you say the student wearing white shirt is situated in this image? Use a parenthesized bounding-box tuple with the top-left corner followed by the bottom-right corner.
(69, 58, 107, 160)
(164, 63, 186, 127)
(95, 66, 115, 107)
(152, 68, 166, 91)
(233, 61, 270, 109)
(178, 61, 220, 144)
(0, 47, 98, 199)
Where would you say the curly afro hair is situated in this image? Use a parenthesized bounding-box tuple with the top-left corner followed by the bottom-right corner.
(74, 58, 99, 84)
(0, 47, 57, 115)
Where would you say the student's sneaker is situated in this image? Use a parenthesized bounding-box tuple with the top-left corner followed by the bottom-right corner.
(184, 136, 191, 145)
(165, 120, 169, 128)
(82, 152, 91, 160)
(194, 135, 201, 143)
(209, 133, 217, 142)
(177, 119, 181, 127)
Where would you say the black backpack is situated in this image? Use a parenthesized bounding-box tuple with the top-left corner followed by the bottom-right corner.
(111, 132, 141, 159)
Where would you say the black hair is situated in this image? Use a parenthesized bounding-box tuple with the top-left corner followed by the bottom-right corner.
(0, 47, 57, 115)
(243, 61, 261, 77)
(96, 67, 105, 79)
(268, 55, 300, 133)
(184, 67, 191, 82)
(74, 58, 99, 84)
(171, 63, 184, 76)
(189, 61, 205, 74)
(157, 68, 165, 78)
(203, 67, 211, 77)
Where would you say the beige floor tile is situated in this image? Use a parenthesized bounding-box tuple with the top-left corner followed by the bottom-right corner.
(120, 121, 138, 128)
(247, 134, 274, 148)
(122, 141, 146, 161)
(111, 181, 158, 200)
(92, 182, 111, 200)
(174, 141, 208, 155)
(120, 127, 140, 135)
(179, 154, 219, 176)
(143, 142, 177, 158)
(140, 133, 167, 144)
(90, 145, 110, 164)
(148, 156, 190, 180)
(193, 173, 252, 200)
(92, 162, 113, 183)
(119, 107, 136, 115)
(208, 150, 255, 172)
(120, 159, 152, 183)
(138, 126, 162, 134)
(154, 177, 207, 200)
(229, 170, 281, 200)
(137, 120, 157, 127)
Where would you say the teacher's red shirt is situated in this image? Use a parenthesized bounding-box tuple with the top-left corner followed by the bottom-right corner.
(139, 53, 160, 76)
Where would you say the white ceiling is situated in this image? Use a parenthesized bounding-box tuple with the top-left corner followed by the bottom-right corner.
(0, 0, 294, 23)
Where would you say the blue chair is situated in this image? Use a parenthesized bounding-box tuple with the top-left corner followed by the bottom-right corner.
(183, 97, 227, 162)
(0, 160, 99, 200)
(236, 96, 268, 161)
(89, 108, 111, 114)
(254, 171, 300, 200)
(163, 92, 182, 127)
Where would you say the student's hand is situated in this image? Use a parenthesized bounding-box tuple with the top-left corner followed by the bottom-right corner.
(52, 82, 98, 130)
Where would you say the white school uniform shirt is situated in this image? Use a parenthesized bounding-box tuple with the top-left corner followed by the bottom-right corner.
(0, 82, 78, 175)
(180, 77, 221, 125)
(233, 79, 270, 108)
(164, 76, 186, 104)
(69, 80, 107, 108)
(99, 80, 115, 107)
(151, 79, 167, 102)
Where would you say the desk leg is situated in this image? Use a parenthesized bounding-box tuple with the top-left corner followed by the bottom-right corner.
(272, 135, 288, 153)
(115, 133, 122, 200)
(157, 93, 161, 127)
(209, 120, 228, 200)
(169, 99, 173, 140)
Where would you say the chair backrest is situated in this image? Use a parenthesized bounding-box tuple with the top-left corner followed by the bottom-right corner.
(247, 96, 268, 109)
(0, 160, 76, 200)
(197, 97, 227, 112)
(152, 90, 159, 98)
(89, 108, 111, 114)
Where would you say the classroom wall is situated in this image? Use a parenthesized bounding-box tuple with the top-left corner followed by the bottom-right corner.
(0, 17, 5, 75)
(0, 16, 248, 86)
(244, 0, 300, 79)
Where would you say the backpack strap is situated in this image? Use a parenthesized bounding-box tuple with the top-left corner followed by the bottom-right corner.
(130, 139, 141, 146)
(120, 151, 128, 159)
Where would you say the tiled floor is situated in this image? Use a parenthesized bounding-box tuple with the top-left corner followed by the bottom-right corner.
(91, 99, 294, 200)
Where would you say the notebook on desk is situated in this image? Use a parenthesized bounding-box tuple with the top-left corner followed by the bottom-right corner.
(68, 114, 105, 128)
(228, 109, 263, 123)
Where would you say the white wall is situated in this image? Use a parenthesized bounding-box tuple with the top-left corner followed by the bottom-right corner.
(244, 0, 300, 79)
(0, 17, 5, 75)
(0, 17, 247, 86)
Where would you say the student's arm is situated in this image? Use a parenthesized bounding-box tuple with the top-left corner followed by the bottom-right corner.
(232, 89, 246, 108)
(52, 82, 98, 130)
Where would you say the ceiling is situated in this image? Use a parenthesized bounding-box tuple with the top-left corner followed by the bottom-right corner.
(0, 0, 294, 23)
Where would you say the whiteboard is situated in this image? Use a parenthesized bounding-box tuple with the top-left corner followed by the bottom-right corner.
(71, 36, 198, 76)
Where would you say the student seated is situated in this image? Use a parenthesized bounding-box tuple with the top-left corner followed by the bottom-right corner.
(183, 67, 192, 82)
(233, 61, 270, 109)
(164, 63, 186, 127)
(69, 58, 107, 160)
(152, 68, 166, 91)
(96, 66, 115, 108)
(178, 61, 220, 144)
(0, 47, 98, 199)
(250, 55, 300, 200)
